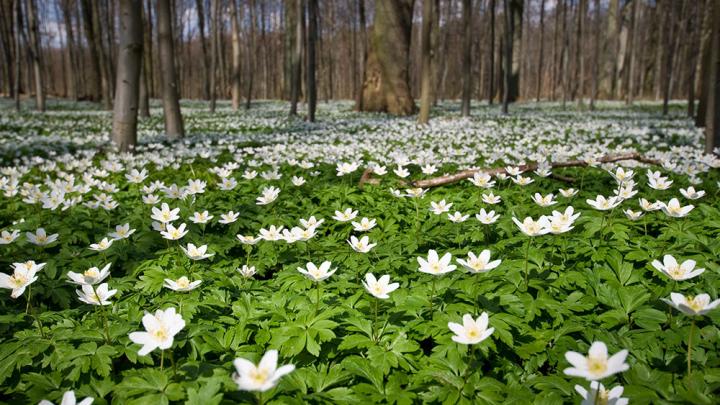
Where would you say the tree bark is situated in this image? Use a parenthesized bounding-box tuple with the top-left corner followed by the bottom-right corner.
(290, 0, 303, 115)
(574, 0, 585, 106)
(91, 0, 112, 109)
(230, 0, 242, 111)
(686, 0, 699, 118)
(112, 0, 143, 152)
(358, 0, 416, 115)
(624, 0, 637, 105)
(603, 0, 619, 98)
(307, 0, 318, 121)
(536, 0, 545, 102)
(696, 0, 713, 127)
(488, 0, 495, 104)
(13, 0, 21, 111)
(460, 0, 472, 116)
(661, 0, 673, 115)
(589, 0, 600, 109)
(245, 0, 257, 110)
(508, 0, 522, 102)
(25, 0, 45, 111)
(195, 0, 210, 100)
(60, 0, 78, 101)
(209, 0, 218, 112)
(705, 0, 720, 153)
(418, 0, 434, 124)
(156, 0, 184, 139)
(502, 0, 512, 113)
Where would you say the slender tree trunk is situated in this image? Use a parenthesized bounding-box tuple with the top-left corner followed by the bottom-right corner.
(139, 62, 150, 117)
(90, 0, 112, 109)
(460, 0, 472, 116)
(245, 0, 256, 110)
(355, 0, 367, 110)
(687, 0, 699, 118)
(112, 0, 143, 152)
(195, 0, 210, 100)
(261, 0, 270, 99)
(231, 0, 242, 111)
(705, 0, 720, 153)
(418, 0, 434, 123)
(13, 0, 21, 111)
(61, 0, 78, 101)
(209, 0, 218, 112)
(508, 0, 522, 102)
(589, 0, 600, 109)
(143, 0, 154, 98)
(0, 0, 15, 99)
(25, 0, 44, 111)
(536, 0, 545, 102)
(697, 0, 714, 127)
(661, 0, 673, 115)
(502, 0, 511, 113)
(358, 0, 416, 115)
(156, 0, 184, 139)
(290, 0, 303, 115)
(488, 0, 495, 104)
(551, 0, 560, 100)
(625, 0, 637, 105)
(307, 0, 318, 121)
(561, 0, 569, 108)
(574, 0, 585, 106)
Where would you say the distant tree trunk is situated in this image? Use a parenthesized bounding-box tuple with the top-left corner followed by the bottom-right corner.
(661, 0, 674, 115)
(61, 0, 78, 101)
(13, 0, 21, 111)
(589, 0, 600, 110)
(261, 0, 270, 99)
(551, 0, 560, 100)
(90, 0, 112, 109)
(112, 0, 143, 152)
(195, 0, 210, 100)
(358, 0, 416, 115)
(624, 0, 637, 105)
(245, 0, 256, 110)
(143, 0, 154, 97)
(307, 0, 318, 121)
(574, 0, 585, 106)
(696, 0, 713, 127)
(561, 0, 569, 108)
(502, 0, 511, 113)
(686, 0, 699, 118)
(209, 0, 218, 112)
(231, 0, 242, 111)
(437, 0, 452, 102)
(25, 0, 44, 112)
(460, 0, 472, 116)
(418, 0, 433, 123)
(603, 0, 619, 98)
(354, 0, 367, 110)
(488, 0, 495, 104)
(290, 0, 303, 115)
(156, 0, 184, 139)
(536, 0, 545, 102)
(0, 0, 15, 99)
(508, 0, 522, 102)
(705, 0, 720, 153)
(139, 62, 150, 117)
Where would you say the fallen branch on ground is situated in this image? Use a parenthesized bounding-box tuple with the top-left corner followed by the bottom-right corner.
(358, 152, 661, 189)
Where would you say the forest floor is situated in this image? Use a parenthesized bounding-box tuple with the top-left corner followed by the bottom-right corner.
(0, 99, 718, 404)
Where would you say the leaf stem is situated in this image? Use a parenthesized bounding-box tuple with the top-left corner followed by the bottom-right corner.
(688, 318, 695, 375)
(523, 237, 532, 289)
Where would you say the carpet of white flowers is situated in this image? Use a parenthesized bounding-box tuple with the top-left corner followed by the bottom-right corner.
(0, 99, 719, 404)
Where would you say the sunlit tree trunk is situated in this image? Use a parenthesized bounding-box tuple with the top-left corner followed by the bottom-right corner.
(589, 0, 599, 110)
(418, 0, 433, 123)
(705, 0, 720, 153)
(307, 0, 318, 121)
(231, 0, 242, 111)
(112, 0, 143, 152)
(195, 0, 210, 100)
(358, 0, 416, 115)
(209, 0, 218, 112)
(157, 0, 184, 139)
(460, 0, 472, 116)
(488, 0, 495, 104)
(290, 0, 303, 115)
(536, 0, 545, 102)
(25, 0, 45, 112)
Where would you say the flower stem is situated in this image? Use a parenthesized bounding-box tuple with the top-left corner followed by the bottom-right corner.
(429, 277, 437, 315)
(100, 304, 111, 344)
(315, 282, 321, 314)
(373, 299, 379, 342)
(160, 350, 164, 371)
(688, 318, 695, 375)
(256, 391, 265, 405)
(463, 344, 477, 384)
(523, 237, 532, 289)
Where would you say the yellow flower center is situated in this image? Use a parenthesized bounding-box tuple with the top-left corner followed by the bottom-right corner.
(249, 368, 269, 385)
(84, 268, 99, 278)
(11, 274, 27, 287)
(153, 327, 168, 340)
(587, 356, 608, 377)
(177, 278, 190, 289)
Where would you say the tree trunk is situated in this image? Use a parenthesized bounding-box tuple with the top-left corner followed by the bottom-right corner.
(358, 0, 416, 115)
(112, 0, 143, 152)
(245, 0, 256, 110)
(418, 0, 433, 123)
(561, 0, 569, 108)
(230, 0, 242, 110)
(705, 0, 720, 153)
(603, 0, 619, 98)
(625, 0, 637, 105)
(460, 0, 472, 116)
(696, 0, 713, 127)
(307, 0, 318, 121)
(143, 0, 154, 98)
(508, 0, 522, 102)
(355, 0, 367, 110)
(13, 0, 21, 111)
(502, 0, 512, 113)
(686, 0, 699, 118)
(25, 0, 44, 111)
(0, 0, 15, 99)
(589, 0, 600, 109)
(290, 0, 303, 115)
(574, 0, 585, 106)
(488, 0, 495, 104)
(91, 0, 112, 109)
(139, 62, 150, 117)
(536, 0, 545, 102)
(61, 0, 78, 101)
(195, 0, 210, 100)
(156, 0, 184, 139)
(661, 0, 674, 115)
(209, 0, 218, 112)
